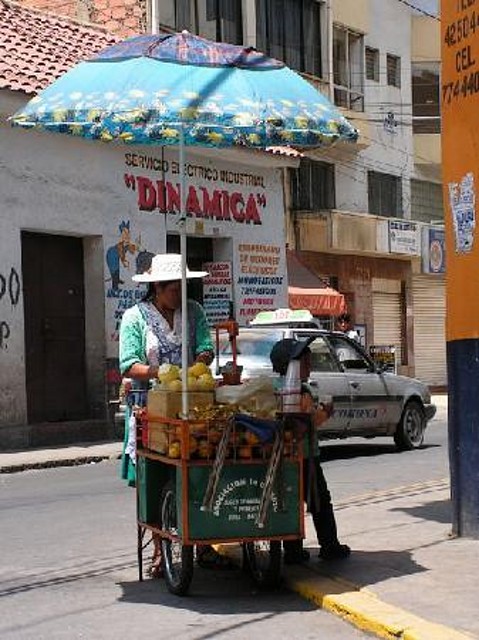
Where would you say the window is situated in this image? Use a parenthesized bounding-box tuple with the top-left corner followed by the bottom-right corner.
(328, 336, 371, 371)
(308, 337, 340, 373)
(386, 53, 401, 88)
(256, 0, 322, 77)
(365, 47, 379, 82)
(411, 180, 444, 223)
(368, 171, 402, 218)
(333, 26, 364, 111)
(291, 160, 335, 211)
(157, 0, 243, 44)
(412, 62, 440, 134)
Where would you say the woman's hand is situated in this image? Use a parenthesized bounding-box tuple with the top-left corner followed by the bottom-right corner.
(194, 350, 214, 366)
(125, 363, 159, 381)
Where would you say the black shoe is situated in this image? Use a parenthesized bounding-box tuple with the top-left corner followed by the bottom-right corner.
(319, 543, 351, 561)
(284, 549, 311, 565)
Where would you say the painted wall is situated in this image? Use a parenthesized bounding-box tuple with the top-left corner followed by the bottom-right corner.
(122, 147, 288, 327)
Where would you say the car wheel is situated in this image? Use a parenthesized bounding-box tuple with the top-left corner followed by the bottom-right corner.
(394, 400, 426, 451)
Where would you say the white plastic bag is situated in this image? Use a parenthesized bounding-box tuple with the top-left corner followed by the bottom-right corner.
(215, 375, 278, 414)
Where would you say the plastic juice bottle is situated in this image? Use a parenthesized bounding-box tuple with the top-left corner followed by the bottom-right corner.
(281, 359, 301, 413)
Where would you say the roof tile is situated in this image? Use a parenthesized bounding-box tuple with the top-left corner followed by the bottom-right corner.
(0, 0, 119, 95)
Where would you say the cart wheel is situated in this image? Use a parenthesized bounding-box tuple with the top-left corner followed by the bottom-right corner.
(160, 480, 194, 596)
(243, 541, 282, 589)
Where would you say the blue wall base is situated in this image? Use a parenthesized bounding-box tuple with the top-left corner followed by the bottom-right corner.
(447, 339, 479, 538)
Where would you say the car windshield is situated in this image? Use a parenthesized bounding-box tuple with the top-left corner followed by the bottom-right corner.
(215, 329, 284, 374)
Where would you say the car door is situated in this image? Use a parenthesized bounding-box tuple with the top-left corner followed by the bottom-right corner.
(326, 335, 402, 435)
(296, 333, 351, 437)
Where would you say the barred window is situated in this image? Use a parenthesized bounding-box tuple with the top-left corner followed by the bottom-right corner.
(387, 53, 401, 88)
(256, 0, 322, 76)
(157, 0, 243, 44)
(412, 62, 440, 134)
(368, 171, 402, 217)
(411, 180, 444, 223)
(291, 160, 335, 211)
(333, 25, 364, 111)
(365, 47, 379, 82)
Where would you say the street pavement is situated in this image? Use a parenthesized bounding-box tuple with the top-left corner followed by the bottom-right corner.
(1, 394, 478, 639)
(0, 459, 368, 640)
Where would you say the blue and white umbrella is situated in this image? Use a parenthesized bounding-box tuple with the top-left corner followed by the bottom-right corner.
(12, 31, 357, 148)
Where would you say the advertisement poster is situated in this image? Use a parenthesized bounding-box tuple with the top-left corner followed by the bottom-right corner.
(369, 345, 397, 374)
(424, 227, 446, 274)
(235, 241, 287, 324)
(389, 220, 420, 256)
(202, 261, 233, 325)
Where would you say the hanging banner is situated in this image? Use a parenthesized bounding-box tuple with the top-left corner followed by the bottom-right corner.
(389, 220, 421, 256)
(202, 261, 233, 326)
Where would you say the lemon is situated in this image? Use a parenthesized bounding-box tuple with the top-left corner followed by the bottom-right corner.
(168, 441, 181, 459)
(196, 373, 216, 391)
(167, 379, 183, 392)
(187, 376, 198, 391)
(188, 362, 209, 378)
(158, 371, 177, 384)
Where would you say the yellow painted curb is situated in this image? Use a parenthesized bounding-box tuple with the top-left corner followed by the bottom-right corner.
(216, 545, 474, 640)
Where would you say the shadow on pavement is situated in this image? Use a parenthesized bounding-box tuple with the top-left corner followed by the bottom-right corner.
(304, 547, 427, 589)
(320, 442, 439, 462)
(392, 498, 452, 525)
(118, 565, 317, 615)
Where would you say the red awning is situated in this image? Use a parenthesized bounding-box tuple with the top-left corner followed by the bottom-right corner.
(287, 251, 346, 317)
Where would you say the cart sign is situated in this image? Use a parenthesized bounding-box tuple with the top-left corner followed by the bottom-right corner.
(181, 464, 302, 541)
(389, 221, 420, 256)
(202, 261, 233, 325)
(369, 345, 397, 374)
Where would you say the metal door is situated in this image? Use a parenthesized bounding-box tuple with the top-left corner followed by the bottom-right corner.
(327, 335, 402, 434)
(300, 334, 351, 436)
(22, 232, 87, 423)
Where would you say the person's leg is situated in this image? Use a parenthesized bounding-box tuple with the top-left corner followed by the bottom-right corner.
(283, 458, 310, 564)
(310, 458, 350, 560)
(149, 533, 163, 578)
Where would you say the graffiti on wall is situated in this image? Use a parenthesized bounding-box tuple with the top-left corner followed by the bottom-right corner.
(0, 267, 20, 350)
(105, 219, 154, 343)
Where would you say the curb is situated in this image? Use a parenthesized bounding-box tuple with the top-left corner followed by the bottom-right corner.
(216, 545, 473, 640)
(0, 453, 121, 474)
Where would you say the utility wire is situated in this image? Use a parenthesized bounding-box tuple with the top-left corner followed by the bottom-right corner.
(395, 0, 441, 21)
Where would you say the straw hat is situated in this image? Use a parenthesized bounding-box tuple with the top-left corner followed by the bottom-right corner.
(132, 253, 209, 283)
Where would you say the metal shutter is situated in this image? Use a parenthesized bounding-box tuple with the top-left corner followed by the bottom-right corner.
(412, 276, 446, 386)
(372, 291, 403, 367)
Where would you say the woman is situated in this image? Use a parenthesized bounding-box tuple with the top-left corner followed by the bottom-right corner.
(119, 253, 228, 575)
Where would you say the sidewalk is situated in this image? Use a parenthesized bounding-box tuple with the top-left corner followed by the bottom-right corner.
(0, 441, 122, 473)
(2, 395, 478, 639)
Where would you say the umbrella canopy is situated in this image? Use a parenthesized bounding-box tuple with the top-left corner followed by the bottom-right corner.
(287, 251, 346, 316)
(11, 32, 358, 148)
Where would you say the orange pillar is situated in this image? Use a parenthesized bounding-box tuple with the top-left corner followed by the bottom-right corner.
(442, 0, 479, 537)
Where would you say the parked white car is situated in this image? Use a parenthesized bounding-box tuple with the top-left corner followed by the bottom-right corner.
(215, 326, 436, 451)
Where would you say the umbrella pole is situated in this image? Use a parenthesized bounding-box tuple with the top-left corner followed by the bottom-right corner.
(179, 125, 189, 419)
